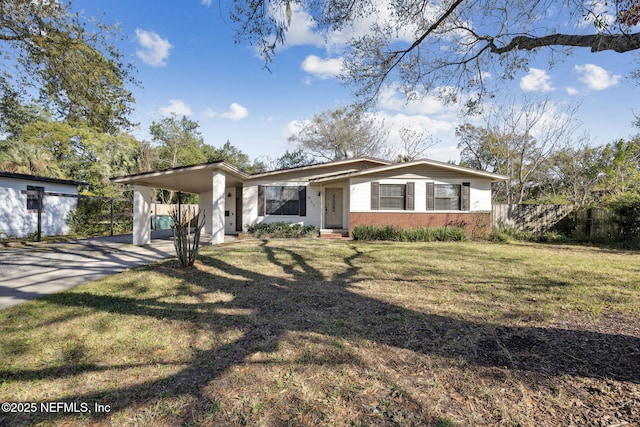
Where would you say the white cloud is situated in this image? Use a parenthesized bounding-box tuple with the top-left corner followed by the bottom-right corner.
(158, 99, 192, 116)
(578, 1, 616, 29)
(274, 0, 417, 54)
(283, 4, 325, 47)
(301, 55, 343, 79)
(324, 0, 419, 50)
(566, 87, 579, 95)
(201, 0, 212, 6)
(284, 119, 306, 139)
(520, 68, 554, 92)
(135, 29, 173, 67)
(377, 84, 454, 116)
(219, 103, 249, 121)
(378, 111, 455, 137)
(426, 145, 461, 163)
(372, 110, 459, 162)
(574, 63, 621, 90)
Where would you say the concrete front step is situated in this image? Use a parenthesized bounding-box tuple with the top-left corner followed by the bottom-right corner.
(320, 229, 350, 239)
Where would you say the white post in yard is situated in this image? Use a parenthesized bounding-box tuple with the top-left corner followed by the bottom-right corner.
(211, 172, 226, 245)
(133, 184, 153, 245)
(199, 190, 213, 236)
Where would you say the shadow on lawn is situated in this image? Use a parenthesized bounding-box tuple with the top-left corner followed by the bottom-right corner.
(3, 240, 639, 425)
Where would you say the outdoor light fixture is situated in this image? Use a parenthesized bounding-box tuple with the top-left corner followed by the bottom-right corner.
(227, 192, 232, 197)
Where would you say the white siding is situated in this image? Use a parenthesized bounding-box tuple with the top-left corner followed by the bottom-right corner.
(224, 186, 238, 234)
(350, 175, 493, 213)
(0, 177, 79, 238)
(241, 181, 323, 230)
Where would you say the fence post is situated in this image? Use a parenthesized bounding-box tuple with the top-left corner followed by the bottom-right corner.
(110, 197, 115, 237)
(37, 187, 44, 242)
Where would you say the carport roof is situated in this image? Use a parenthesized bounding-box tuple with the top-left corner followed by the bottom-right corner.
(110, 161, 249, 194)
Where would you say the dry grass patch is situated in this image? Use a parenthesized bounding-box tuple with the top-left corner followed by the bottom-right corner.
(0, 239, 639, 426)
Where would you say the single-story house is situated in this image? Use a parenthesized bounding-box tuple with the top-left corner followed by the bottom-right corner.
(110, 157, 509, 245)
(0, 172, 88, 238)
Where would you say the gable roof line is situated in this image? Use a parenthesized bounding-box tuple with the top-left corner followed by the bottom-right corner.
(108, 157, 509, 189)
(309, 159, 510, 182)
(247, 156, 391, 179)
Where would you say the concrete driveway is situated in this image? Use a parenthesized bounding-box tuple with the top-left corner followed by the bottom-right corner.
(0, 231, 177, 310)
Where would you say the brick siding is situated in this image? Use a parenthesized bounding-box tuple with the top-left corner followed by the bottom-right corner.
(349, 212, 491, 238)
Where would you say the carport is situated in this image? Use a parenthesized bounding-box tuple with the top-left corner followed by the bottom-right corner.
(111, 161, 248, 245)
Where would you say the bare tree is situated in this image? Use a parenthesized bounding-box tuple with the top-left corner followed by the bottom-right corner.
(458, 96, 580, 203)
(229, 1, 640, 104)
(288, 106, 389, 161)
(542, 137, 601, 206)
(395, 127, 436, 162)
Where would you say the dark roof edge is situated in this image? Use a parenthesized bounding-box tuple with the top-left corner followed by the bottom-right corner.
(0, 171, 89, 187)
(248, 156, 391, 178)
(110, 160, 249, 183)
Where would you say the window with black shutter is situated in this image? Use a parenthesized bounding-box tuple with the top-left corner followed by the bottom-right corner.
(461, 182, 470, 211)
(426, 182, 434, 210)
(371, 182, 414, 210)
(371, 182, 380, 210)
(258, 185, 306, 216)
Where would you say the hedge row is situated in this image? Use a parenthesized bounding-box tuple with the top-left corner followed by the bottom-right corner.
(352, 224, 468, 242)
(245, 222, 319, 238)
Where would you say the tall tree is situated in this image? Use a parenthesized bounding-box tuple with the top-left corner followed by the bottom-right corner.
(0, 141, 63, 178)
(596, 138, 640, 197)
(1, 0, 135, 133)
(207, 140, 266, 173)
(1, 118, 142, 195)
(534, 139, 601, 206)
(457, 97, 578, 203)
(275, 148, 315, 169)
(288, 106, 389, 161)
(149, 115, 208, 171)
(149, 115, 212, 203)
(229, 1, 640, 104)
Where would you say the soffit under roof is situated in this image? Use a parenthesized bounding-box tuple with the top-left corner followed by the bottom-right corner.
(110, 161, 247, 194)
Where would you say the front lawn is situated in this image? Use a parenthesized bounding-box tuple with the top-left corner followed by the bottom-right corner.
(1, 239, 638, 426)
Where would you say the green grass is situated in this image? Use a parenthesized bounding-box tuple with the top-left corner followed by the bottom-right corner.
(0, 239, 638, 426)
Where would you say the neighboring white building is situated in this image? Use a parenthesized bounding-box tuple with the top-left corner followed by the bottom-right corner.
(111, 158, 509, 245)
(0, 172, 87, 238)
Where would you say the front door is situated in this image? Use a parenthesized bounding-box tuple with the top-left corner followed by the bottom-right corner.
(325, 188, 343, 228)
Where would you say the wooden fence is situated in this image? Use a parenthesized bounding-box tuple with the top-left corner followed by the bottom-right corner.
(151, 203, 199, 217)
(492, 204, 574, 234)
(492, 204, 618, 239)
(150, 203, 200, 229)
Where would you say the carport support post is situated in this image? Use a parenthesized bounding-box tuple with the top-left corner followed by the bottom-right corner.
(211, 172, 225, 244)
(133, 185, 153, 245)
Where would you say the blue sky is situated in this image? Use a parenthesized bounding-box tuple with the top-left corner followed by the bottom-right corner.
(76, 1, 639, 164)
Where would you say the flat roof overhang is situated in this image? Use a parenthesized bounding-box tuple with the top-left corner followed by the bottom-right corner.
(110, 161, 248, 194)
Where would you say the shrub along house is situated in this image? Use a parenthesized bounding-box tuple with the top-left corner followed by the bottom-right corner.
(110, 157, 508, 245)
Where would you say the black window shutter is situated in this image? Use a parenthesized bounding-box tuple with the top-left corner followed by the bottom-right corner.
(371, 182, 380, 210)
(461, 182, 470, 211)
(406, 182, 415, 210)
(299, 186, 307, 216)
(258, 185, 265, 216)
(426, 182, 434, 211)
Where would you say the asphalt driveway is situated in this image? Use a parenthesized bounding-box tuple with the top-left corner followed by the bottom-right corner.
(0, 231, 177, 310)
